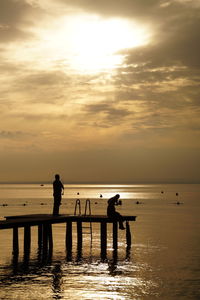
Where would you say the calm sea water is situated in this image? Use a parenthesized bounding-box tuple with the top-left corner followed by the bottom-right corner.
(0, 183, 200, 300)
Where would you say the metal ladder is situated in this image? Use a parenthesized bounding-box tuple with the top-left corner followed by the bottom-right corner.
(74, 199, 93, 244)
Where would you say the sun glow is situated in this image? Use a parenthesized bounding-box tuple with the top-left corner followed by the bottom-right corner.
(67, 16, 150, 72)
(67, 15, 150, 73)
(11, 14, 151, 74)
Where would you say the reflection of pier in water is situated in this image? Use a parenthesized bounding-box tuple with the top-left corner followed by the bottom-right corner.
(0, 214, 136, 264)
(1, 249, 131, 300)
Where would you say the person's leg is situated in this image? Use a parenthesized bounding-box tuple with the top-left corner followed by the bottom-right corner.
(114, 212, 125, 230)
(53, 196, 60, 215)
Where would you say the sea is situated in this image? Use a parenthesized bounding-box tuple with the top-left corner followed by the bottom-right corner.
(0, 183, 199, 300)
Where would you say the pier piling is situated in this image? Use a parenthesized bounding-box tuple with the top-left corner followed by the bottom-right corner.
(13, 227, 19, 255)
(24, 225, 31, 255)
(113, 221, 118, 250)
(100, 222, 107, 260)
(66, 221, 72, 260)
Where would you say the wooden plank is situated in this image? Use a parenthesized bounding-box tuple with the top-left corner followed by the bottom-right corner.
(0, 214, 136, 230)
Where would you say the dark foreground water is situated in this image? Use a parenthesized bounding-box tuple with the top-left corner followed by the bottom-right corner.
(0, 183, 200, 299)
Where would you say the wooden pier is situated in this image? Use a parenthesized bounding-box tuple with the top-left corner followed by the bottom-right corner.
(0, 214, 136, 261)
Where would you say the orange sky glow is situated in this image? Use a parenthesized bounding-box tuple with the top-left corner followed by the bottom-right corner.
(0, 0, 200, 183)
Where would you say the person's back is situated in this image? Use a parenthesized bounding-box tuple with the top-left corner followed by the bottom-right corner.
(53, 174, 64, 215)
(53, 177, 64, 195)
(107, 196, 117, 216)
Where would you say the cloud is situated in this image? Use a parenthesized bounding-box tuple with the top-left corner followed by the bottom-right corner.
(11, 112, 69, 121)
(82, 102, 132, 127)
(0, 130, 33, 139)
(58, 0, 168, 20)
(0, 0, 43, 42)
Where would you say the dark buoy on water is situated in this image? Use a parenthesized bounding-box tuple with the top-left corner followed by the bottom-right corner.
(136, 201, 142, 204)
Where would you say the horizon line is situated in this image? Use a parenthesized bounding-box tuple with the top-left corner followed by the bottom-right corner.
(0, 181, 199, 185)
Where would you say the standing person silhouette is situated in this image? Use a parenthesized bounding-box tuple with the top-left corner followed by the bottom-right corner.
(53, 174, 64, 216)
(107, 194, 125, 230)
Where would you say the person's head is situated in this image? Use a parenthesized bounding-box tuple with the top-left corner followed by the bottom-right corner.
(55, 174, 60, 180)
(113, 194, 120, 204)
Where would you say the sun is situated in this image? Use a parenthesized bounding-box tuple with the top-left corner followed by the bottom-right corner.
(66, 15, 150, 73)
(65, 16, 150, 73)
(30, 14, 151, 73)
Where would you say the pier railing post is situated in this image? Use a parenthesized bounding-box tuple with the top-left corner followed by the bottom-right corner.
(101, 222, 107, 261)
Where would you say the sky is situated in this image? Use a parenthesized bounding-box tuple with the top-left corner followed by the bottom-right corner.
(0, 0, 200, 183)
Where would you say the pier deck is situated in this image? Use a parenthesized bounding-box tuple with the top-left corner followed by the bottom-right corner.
(0, 214, 136, 261)
(0, 214, 136, 229)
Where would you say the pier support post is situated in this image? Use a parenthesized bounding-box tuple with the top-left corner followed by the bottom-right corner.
(77, 221, 82, 249)
(13, 227, 19, 255)
(66, 221, 72, 260)
(24, 225, 31, 265)
(77, 221, 82, 260)
(38, 224, 43, 249)
(125, 221, 131, 260)
(113, 221, 118, 251)
(24, 225, 31, 255)
(100, 222, 107, 260)
(48, 224, 53, 257)
(126, 221, 131, 247)
(42, 224, 48, 257)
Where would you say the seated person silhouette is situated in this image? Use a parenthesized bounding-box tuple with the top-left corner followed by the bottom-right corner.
(107, 194, 125, 230)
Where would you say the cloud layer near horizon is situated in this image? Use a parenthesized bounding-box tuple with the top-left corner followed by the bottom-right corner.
(0, 0, 200, 182)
